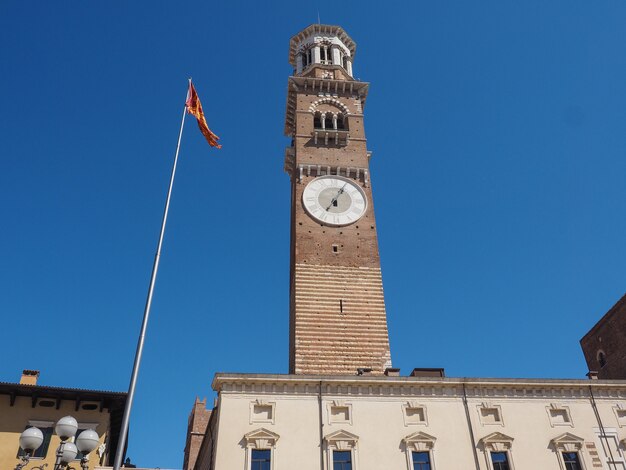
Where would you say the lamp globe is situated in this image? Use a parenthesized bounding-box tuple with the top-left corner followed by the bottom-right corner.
(19, 427, 44, 453)
(59, 442, 78, 464)
(75, 429, 100, 454)
(55, 416, 78, 441)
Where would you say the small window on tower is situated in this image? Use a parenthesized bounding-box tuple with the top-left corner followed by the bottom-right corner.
(324, 114, 333, 130)
(314, 113, 322, 129)
(336, 114, 346, 130)
(320, 46, 329, 63)
(598, 350, 607, 368)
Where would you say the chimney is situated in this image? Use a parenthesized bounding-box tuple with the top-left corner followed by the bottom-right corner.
(410, 368, 445, 378)
(20, 370, 40, 385)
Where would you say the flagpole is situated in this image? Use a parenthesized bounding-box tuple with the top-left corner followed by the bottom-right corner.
(112, 87, 190, 470)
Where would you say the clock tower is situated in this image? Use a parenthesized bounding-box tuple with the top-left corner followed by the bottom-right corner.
(284, 24, 392, 375)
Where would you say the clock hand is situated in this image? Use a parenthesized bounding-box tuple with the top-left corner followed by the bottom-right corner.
(326, 184, 347, 211)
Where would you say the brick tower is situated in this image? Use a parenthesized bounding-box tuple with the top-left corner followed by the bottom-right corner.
(284, 24, 392, 375)
(580, 293, 626, 379)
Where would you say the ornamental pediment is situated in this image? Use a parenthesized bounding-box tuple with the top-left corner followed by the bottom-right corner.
(243, 428, 280, 449)
(479, 432, 514, 451)
(551, 432, 584, 452)
(324, 429, 359, 450)
(325, 429, 359, 442)
(402, 431, 436, 451)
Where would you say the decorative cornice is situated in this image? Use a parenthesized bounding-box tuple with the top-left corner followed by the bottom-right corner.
(212, 373, 626, 400)
(289, 24, 356, 65)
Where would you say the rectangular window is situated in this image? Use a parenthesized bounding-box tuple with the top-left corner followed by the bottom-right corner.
(412, 451, 432, 470)
(251, 449, 271, 470)
(563, 452, 582, 470)
(333, 450, 352, 470)
(17, 427, 53, 459)
(491, 452, 510, 470)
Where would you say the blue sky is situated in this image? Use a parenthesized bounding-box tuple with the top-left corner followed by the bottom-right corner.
(1, 1, 626, 468)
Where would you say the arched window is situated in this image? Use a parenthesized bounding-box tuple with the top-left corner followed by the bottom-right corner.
(336, 114, 346, 130)
(598, 350, 607, 368)
(324, 114, 334, 130)
(319, 43, 332, 64)
(301, 48, 313, 68)
(314, 112, 322, 129)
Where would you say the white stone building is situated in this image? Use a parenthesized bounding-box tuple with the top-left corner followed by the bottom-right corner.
(192, 373, 626, 470)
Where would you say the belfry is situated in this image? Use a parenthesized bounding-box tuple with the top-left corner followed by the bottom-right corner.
(284, 24, 392, 375)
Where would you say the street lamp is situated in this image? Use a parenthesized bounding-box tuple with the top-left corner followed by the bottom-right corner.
(16, 416, 101, 470)
(16, 427, 45, 470)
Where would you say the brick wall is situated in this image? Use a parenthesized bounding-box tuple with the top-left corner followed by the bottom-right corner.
(287, 73, 392, 375)
(182, 398, 211, 470)
(580, 293, 626, 379)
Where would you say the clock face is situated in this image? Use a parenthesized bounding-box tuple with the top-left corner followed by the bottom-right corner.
(302, 176, 367, 226)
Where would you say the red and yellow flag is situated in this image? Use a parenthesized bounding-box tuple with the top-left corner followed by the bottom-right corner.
(185, 82, 221, 149)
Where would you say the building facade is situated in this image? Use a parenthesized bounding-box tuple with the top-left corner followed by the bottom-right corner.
(185, 24, 626, 470)
(197, 373, 626, 470)
(1, 370, 127, 470)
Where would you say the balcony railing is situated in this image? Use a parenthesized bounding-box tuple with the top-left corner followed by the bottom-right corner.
(311, 129, 349, 146)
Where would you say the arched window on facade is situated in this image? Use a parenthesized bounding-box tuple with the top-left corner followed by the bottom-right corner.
(313, 112, 322, 129)
(301, 48, 312, 68)
(342, 55, 349, 70)
(320, 44, 332, 64)
(324, 113, 334, 130)
(336, 113, 346, 130)
(598, 350, 607, 368)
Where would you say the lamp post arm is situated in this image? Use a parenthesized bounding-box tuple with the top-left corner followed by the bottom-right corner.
(53, 443, 65, 470)
(14, 452, 31, 470)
